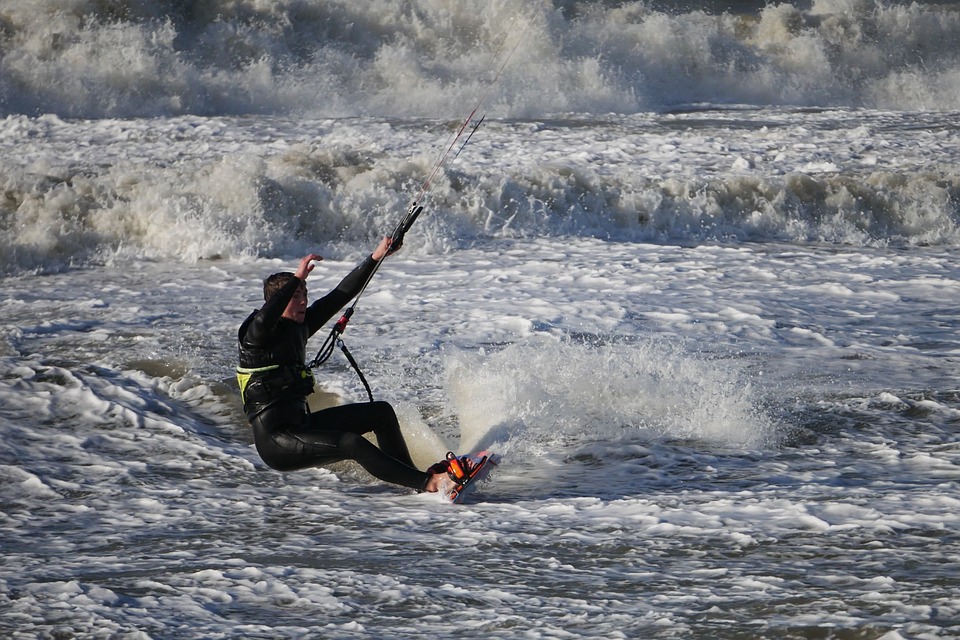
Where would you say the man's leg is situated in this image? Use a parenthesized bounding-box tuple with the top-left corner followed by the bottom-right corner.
(331, 430, 429, 490)
(251, 402, 432, 491)
(309, 401, 416, 468)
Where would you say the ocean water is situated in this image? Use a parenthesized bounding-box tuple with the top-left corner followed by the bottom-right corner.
(2, 1, 959, 638)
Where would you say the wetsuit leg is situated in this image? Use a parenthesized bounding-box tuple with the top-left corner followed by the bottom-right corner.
(324, 430, 428, 489)
(308, 401, 415, 467)
(251, 401, 430, 491)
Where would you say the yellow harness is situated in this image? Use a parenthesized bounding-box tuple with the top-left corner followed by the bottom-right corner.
(235, 365, 279, 404)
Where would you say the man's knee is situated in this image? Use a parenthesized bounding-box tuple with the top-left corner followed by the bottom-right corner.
(367, 400, 399, 425)
(370, 400, 396, 416)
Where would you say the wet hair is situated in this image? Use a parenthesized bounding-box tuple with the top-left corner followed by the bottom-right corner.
(263, 272, 305, 301)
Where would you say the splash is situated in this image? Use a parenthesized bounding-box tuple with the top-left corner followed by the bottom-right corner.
(444, 334, 775, 455)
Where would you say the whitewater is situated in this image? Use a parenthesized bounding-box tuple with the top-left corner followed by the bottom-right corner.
(1, 1, 959, 638)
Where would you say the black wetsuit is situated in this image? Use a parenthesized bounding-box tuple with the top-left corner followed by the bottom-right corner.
(237, 255, 431, 491)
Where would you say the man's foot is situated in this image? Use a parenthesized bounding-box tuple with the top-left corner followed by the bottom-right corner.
(423, 453, 476, 493)
(424, 470, 455, 493)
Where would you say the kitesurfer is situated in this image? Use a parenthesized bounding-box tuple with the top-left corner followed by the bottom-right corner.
(236, 237, 455, 493)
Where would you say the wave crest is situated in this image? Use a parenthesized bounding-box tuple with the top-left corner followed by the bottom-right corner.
(2, 1, 959, 118)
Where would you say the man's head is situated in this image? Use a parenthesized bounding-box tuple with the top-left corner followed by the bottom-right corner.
(263, 272, 296, 301)
(263, 272, 308, 323)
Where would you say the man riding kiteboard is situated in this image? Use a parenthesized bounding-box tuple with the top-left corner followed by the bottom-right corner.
(236, 237, 471, 495)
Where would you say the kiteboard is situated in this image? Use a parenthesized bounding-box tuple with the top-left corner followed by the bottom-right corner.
(446, 450, 498, 504)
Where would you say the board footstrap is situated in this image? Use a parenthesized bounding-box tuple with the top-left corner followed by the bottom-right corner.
(446, 452, 490, 502)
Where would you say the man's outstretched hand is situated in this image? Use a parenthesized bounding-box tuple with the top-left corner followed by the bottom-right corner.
(295, 253, 323, 280)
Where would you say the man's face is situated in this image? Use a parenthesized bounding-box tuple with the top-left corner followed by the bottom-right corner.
(282, 284, 308, 323)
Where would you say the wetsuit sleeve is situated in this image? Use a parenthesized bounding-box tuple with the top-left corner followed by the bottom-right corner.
(240, 277, 303, 346)
(305, 255, 378, 335)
